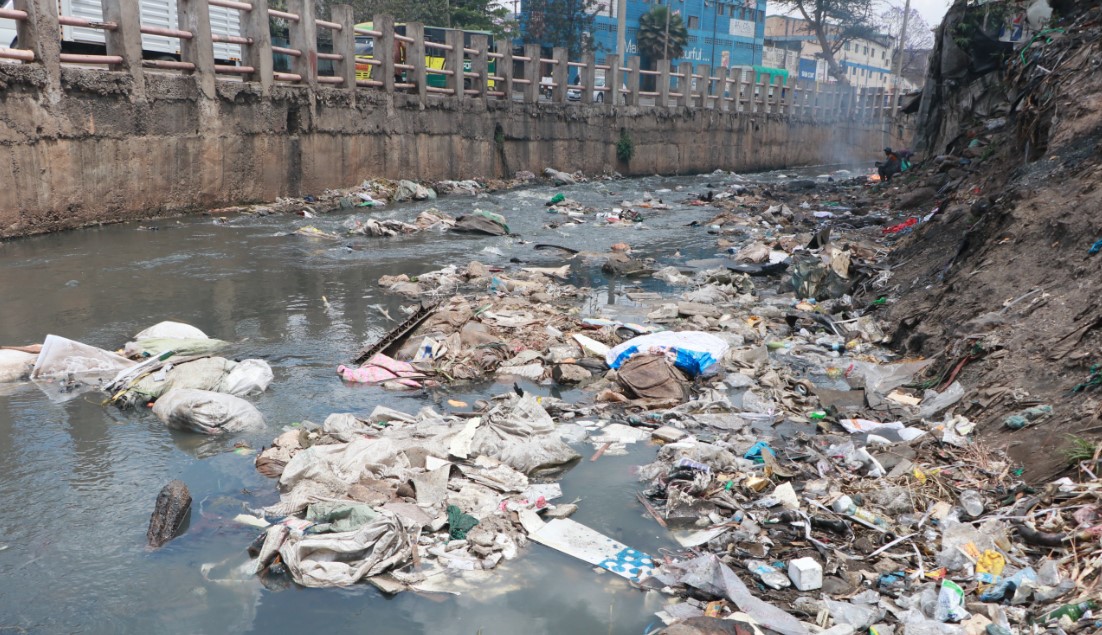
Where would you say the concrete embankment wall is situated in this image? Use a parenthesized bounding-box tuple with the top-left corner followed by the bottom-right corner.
(0, 66, 906, 237)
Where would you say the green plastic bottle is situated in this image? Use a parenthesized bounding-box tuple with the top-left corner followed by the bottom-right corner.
(1036, 600, 1100, 624)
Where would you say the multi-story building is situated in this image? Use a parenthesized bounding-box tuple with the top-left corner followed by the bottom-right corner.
(519, 0, 768, 69)
(764, 15, 908, 89)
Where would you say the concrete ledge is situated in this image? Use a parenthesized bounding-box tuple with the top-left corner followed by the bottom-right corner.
(0, 66, 908, 238)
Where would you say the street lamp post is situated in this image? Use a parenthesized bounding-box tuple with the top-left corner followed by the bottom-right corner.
(709, 0, 718, 67)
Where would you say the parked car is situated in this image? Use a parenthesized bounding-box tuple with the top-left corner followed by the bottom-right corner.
(567, 76, 606, 102)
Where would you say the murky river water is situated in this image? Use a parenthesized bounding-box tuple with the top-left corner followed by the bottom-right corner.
(0, 167, 849, 634)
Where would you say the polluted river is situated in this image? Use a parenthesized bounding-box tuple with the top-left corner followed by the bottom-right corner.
(1, 168, 1094, 635)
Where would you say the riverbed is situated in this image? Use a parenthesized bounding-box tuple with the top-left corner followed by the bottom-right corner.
(0, 167, 849, 633)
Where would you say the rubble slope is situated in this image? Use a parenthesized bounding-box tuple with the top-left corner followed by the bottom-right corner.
(881, 0, 1102, 481)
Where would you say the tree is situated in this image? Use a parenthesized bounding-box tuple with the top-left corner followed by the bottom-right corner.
(772, 0, 879, 84)
(878, 6, 934, 85)
(637, 6, 689, 62)
(450, 0, 513, 38)
(521, 0, 601, 58)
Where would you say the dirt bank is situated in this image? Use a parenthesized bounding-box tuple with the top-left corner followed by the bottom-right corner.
(875, 0, 1102, 482)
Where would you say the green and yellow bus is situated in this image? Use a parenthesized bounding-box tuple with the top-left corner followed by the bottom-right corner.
(354, 22, 496, 90)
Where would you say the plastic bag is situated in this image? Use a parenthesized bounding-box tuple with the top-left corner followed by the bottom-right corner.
(133, 321, 208, 341)
(30, 334, 137, 401)
(32, 334, 135, 379)
(935, 579, 969, 622)
(849, 359, 935, 399)
(607, 331, 729, 377)
(468, 394, 580, 474)
(918, 381, 965, 419)
(337, 353, 424, 388)
(219, 359, 274, 397)
(152, 388, 266, 435)
(0, 349, 37, 382)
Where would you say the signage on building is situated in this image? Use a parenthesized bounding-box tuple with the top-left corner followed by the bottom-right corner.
(798, 58, 817, 81)
(729, 19, 755, 39)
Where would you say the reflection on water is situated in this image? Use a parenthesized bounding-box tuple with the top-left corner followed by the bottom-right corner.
(0, 167, 832, 633)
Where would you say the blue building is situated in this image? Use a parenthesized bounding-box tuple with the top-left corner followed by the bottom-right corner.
(520, 0, 766, 69)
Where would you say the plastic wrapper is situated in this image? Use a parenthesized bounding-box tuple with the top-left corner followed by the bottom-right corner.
(607, 331, 730, 377)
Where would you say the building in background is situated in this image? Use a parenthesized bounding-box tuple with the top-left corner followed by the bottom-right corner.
(764, 15, 914, 90)
(519, 0, 768, 70)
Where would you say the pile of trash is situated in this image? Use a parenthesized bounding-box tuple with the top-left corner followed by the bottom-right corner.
(305, 160, 1102, 632)
(247, 393, 584, 591)
(1, 320, 273, 436)
(206, 168, 605, 226)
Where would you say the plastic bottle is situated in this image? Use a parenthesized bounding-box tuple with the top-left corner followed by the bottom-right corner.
(1035, 600, 1100, 624)
(959, 490, 985, 517)
(832, 495, 889, 526)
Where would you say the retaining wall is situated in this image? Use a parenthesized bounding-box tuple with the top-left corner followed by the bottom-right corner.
(0, 66, 909, 237)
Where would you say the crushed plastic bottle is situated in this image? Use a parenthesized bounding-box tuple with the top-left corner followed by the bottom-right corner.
(832, 495, 890, 526)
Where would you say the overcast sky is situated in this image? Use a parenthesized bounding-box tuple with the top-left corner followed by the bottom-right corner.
(767, 0, 952, 29)
(888, 0, 952, 27)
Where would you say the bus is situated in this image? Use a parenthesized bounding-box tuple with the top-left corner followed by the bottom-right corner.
(354, 22, 496, 90)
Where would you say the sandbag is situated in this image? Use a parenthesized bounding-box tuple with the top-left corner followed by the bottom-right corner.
(115, 357, 273, 407)
(123, 337, 228, 359)
(0, 349, 37, 382)
(152, 388, 265, 435)
(451, 211, 509, 236)
(617, 354, 689, 401)
(134, 321, 208, 341)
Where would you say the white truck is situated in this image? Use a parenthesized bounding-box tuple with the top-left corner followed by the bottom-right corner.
(0, 0, 241, 62)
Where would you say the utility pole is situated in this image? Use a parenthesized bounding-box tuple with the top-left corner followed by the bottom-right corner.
(616, 0, 626, 61)
(891, 0, 910, 89)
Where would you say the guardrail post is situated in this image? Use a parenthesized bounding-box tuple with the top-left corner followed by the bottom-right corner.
(523, 43, 539, 103)
(178, 0, 215, 98)
(676, 61, 691, 107)
(471, 33, 488, 101)
(407, 22, 427, 102)
(551, 46, 567, 103)
(243, 0, 273, 92)
(656, 59, 670, 108)
(716, 66, 728, 112)
(287, 0, 316, 87)
(103, 0, 144, 92)
(14, 0, 60, 92)
(330, 4, 355, 91)
(444, 28, 461, 97)
(605, 53, 619, 107)
(733, 67, 745, 113)
(626, 55, 640, 106)
(581, 51, 595, 104)
(749, 72, 758, 114)
(696, 64, 709, 108)
(497, 38, 513, 101)
(375, 15, 394, 93)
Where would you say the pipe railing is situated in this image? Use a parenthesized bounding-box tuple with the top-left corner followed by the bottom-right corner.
(3, 4, 908, 120)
